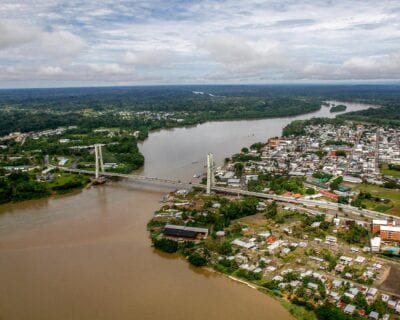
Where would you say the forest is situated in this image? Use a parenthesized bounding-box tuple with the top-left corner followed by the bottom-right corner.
(1, 84, 400, 136)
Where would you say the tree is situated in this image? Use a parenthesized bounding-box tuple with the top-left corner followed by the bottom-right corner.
(265, 201, 278, 219)
(250, 142, 264, 152)
(354, 292, 368, 310)
(305, 187, 316, 195)
(330, 176, 343, 191)
(234, 162, 244, 177)
(218, 241, 233, 255)
(153, 238, 178, 253)
(188, 252, 207, 267)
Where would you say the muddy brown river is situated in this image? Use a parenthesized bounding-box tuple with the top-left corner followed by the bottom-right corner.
(0, 101, 374, 320)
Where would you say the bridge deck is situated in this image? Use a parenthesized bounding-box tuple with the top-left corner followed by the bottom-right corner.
(59, 167, 398, 221)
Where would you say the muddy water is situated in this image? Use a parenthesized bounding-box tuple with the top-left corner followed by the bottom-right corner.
(0, 101, 375, 320)
(136, 100, 374, 180)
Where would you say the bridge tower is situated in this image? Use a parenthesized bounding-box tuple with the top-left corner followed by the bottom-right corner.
(94, 144, 105, 179)
(206, 153, 215, 194)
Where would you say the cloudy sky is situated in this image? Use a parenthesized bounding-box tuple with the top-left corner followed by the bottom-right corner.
(1, 0, 400, 88)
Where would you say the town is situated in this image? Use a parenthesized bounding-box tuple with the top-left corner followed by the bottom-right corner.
(148, 121, 400, 320)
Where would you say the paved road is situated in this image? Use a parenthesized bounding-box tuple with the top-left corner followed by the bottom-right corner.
(59, 167, 398, 221)
(210, 186, 399, 221)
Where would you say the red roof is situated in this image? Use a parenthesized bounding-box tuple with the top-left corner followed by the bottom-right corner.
(320, 190, 338, 200)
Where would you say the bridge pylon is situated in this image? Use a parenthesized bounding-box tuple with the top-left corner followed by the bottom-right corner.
(94, 144, 105, 179)
(206, 153, 215, 194)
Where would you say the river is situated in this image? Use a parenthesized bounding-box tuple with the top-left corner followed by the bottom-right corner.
(0, 101, 375, 320)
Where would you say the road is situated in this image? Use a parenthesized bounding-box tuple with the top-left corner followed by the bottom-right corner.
(59, 167, 399, 221)
(210, 186, 399, 221)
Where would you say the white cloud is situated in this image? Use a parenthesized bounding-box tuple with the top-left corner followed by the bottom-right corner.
(123, 50, 175, 66)
(200, 34, 288, 74)
(39, 31, 87, 58)
(39, 66, 64, 76)
(88, 63, 131, 75)
(0, 21, 38, 49)
(0, 0, 400, 86)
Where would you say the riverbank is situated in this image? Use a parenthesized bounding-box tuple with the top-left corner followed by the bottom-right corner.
(208, 266, 315, 320)
(0, 99, 379, 319)
(148, 194, 316, 320)
(148, 179, 399, 320)
(0, 183, 294, 320)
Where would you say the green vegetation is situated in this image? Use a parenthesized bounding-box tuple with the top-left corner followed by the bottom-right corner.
(0, 172, 49, 203)
(312, 171, 333, 182)
(315, 304, 364, 320)
(325, 140, 353, 147)
(0, 86, 324, 136)
(220, 197, 259, 224)
(388, 163, 400, 171)
(248, 174, 306, 194)
(188, 252, 208, 266)
(283, 118, 344, 137)
(355, 183, 400, 215)
(330, 176, 343, 191)
(381, 164, 400, 177)
(337, 223, 369, 246)
(0, 171, 89, 204)
(153, 238, 179, 253)
(329, 104, 347, 113)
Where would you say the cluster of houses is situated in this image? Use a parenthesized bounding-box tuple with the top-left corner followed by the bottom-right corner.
(224, 224, 400, 319)
(152, 187, 400, 319)
(0, 126, 79, 144)
(216, 123, 400, 191)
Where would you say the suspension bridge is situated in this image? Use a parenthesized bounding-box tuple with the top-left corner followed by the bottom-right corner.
(58, 144, 398, 221)
(58, 144, 213, 189)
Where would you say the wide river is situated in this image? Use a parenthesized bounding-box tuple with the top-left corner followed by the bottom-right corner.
(0, 101, 374, 320)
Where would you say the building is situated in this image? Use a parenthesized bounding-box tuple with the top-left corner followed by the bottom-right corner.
(344, 304, 356, 315)
(368, 311, 379, 320)
(372, 219, 396, 234)
(370, 237, 381, 252)
(380, 226, 400, 242)
(163, 224, 208, 239)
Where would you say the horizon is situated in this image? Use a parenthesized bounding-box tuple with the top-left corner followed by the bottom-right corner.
(2, 82, 400, 91)
(1, 1, 400, 88)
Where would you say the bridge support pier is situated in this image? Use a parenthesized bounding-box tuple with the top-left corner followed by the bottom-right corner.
(94, 144, 105, 179)
(206, 153, 215, 194)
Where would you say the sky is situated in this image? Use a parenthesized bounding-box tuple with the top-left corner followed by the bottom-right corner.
(0, 0, 400, 88)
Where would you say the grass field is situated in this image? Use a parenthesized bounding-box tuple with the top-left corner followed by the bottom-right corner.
(355, 184, 400, 215)
(380, 164, 400, 178)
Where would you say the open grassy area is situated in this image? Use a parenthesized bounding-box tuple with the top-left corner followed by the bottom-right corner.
(48, 173, 90, 194)
(355, 184, 400, 215)
(381, 164, 400, 178)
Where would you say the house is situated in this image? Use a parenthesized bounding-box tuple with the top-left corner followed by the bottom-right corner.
(176, 189, 189, 196)
(231, 239, 256, 249)
(367, 287, 378, 297)
(329, 291, 340, 301)
(368, 311, 379, 320)
(163, 224, 208, 239)
(325, 235, 337, 244)
(307, 282, 318, 290)
(320, 189, 338, 200)
(344, 304, 356, 314)
(58, 158, 68, 166)
(227, 178, 241, 187)
(355, 256, 366, 263)
(339, 256, 353, 264)
(332, 279, 342, 288)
